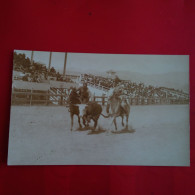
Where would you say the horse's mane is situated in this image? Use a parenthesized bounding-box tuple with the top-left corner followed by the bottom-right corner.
(69, 91, 81, 105)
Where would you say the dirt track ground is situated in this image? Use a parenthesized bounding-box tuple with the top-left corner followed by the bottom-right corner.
(8, 105, 190, 166)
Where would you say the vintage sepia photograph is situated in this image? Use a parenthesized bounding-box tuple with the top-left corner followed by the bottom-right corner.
(8, 50, 190, 166)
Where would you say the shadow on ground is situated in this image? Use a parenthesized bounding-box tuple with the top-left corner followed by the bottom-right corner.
(88, 129, 107, 135)
(76, 126, 91, 131)
(77, 126, 135, 135)
(111, 128, 136, 134)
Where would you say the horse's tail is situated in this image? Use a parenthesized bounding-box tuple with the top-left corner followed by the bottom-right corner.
(106, 102, 110, 114)
(100, 113, 110, 118)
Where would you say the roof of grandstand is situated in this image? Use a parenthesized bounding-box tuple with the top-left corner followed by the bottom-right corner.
(12, 80, 79, 91)
(13, 80, 50, 91)
(106, 70, 116, 74)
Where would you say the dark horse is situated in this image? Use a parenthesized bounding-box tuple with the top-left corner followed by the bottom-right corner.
(67, 88, 82, 131)
(106, 95, 130, 130)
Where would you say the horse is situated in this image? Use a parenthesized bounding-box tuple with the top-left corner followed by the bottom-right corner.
(67, 88, 83, 131)
(106, 95, 130, 130)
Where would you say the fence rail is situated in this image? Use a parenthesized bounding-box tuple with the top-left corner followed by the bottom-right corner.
(11, 91, 189, 106)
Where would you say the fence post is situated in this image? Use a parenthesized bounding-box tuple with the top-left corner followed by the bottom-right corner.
(102, 96, 105, 106)
(46, 90, 49, 105)
(30, 89, 32, 106)
(60, 89, 63, 106)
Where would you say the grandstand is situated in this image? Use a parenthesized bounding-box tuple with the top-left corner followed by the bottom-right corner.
(12, 51, 189, 105)
(80, 73, 189, 102)
(12, 70, 189, 105)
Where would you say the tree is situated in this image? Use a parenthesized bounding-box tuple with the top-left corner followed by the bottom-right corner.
(50, 67, 56, 73)
(13, 52, 31, 72)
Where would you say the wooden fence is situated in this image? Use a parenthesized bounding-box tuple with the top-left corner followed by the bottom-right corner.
(11, 91, 189, 106)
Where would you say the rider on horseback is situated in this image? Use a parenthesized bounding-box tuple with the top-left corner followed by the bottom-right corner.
(67, 84, 93, 130)
(77, 83, 91, 104)
(106, 82, 130, 130)
(107, 77, 127, 115)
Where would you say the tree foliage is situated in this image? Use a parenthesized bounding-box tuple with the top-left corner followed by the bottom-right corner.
(13, 52, 57, 75)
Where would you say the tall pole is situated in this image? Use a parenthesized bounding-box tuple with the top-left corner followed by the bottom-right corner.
(31, 51, 34, 65)
(48, 52, 52, 72)
(63, 52, 67, 78)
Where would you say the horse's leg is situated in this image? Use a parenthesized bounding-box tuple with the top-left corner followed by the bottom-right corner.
(82, 116, 86, 127)
(113, 117, 117, 131)
(125, 114, 129, 129)
(70, 114, 74, 131)
(126, 106, 130, 129)
(78, 115, 82, 129)
(121, 115, 124, 127)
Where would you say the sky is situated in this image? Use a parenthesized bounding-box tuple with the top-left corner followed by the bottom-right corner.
(15, 50, 189, 75)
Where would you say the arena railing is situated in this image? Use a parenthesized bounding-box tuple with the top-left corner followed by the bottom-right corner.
(11, 91, 189, 106)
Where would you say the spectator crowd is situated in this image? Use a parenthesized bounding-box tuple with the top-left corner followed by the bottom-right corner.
(81, 74, 115, 89)
(81, 74, 188, 100)
(13, 52, 74, 83)
(14, 68, 73, 83)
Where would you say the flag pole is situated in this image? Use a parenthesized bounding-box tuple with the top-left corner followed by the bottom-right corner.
(48, 52, 52, 72)
(31, 51, 34, 65)
(63, 52, 67, 78)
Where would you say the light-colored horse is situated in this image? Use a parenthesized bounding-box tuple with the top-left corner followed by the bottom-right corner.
(106, 96, 130, 130)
